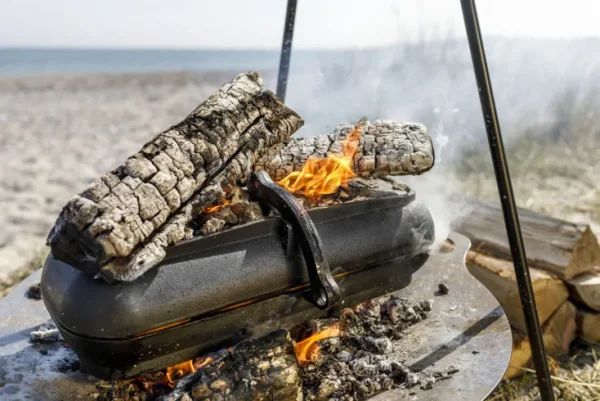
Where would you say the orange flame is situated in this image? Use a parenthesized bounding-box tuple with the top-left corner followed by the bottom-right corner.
(294, 325, 341, 366)
(203, 200, 232, 214)
(166, 360, 196, 384)
(277, 120, 365, 201)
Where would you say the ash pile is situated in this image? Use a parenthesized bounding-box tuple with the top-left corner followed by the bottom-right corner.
(92, 294, 457, 401)
(297, 296, 458, 400)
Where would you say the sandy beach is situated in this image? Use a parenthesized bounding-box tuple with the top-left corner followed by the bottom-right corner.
(0, 70, 251, 291)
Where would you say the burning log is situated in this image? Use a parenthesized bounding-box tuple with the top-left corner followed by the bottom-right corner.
(46, 72, 304, 282)
(466, 250, 569, 334)
(255, 120, 434, 183)
(454, 198, 600, 280)
(159, 330, 302, 401)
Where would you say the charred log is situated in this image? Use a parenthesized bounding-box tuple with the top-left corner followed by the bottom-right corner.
(160, 330, 301, 401)
(47, 72, 304, 281)
(255, 120, 434, 181)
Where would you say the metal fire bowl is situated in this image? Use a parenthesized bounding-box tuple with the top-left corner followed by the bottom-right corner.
(0, 232, 511, 401)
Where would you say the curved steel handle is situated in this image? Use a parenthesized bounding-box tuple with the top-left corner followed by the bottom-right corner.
(247, 170, 341, 310)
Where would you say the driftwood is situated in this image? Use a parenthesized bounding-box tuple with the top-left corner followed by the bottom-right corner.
(47, 72, 304, 281)
(160, 330, 301, 401)
(255, 120, 434, 181)
(576, 306, 600, 344)
(466, 250, 569, 334)
(568, 269, 600, 312)
(504, 300, 577, 380)
(454, 198, 600, 280)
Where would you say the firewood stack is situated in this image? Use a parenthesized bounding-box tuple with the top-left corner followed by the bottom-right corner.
(453, 198, 600, 379)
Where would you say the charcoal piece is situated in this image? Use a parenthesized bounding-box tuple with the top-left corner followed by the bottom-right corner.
(30, 320, 62, 343)
(200, 218, 226, 236)
(419, 376, 436, 390)
(96, 382, 151, 401)
(255, 120, 434, 180)
(47, 72, 304, 282)
(160, 329, 301, 401)
(437, 283, 450, 295)
(420, 300, 433, 312)
(25, 281, 42, 300)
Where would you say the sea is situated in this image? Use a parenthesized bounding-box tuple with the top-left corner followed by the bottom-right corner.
(0, 48, 291, 75)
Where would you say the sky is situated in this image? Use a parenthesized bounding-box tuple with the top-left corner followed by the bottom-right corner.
(1, 0, 600, 49)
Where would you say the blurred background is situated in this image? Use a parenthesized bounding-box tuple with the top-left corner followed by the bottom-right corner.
(1, 0, 599, 298)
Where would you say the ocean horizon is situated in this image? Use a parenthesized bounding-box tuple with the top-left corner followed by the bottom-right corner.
(0, 48, 290, 75)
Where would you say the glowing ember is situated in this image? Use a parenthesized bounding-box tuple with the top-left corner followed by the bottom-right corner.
(294, 326, 341, 366)
(166, 360, 196, 384)
(203, 200, 232, 214)
(277, 119, 366, 201)
(194, 356, 214, 370)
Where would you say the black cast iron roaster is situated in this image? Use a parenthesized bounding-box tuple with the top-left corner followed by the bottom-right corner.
(41, 187, 434, 380)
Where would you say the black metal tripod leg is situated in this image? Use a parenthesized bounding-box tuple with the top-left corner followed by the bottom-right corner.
(460, 1, 555, 400)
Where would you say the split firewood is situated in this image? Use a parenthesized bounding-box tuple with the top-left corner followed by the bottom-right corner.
(159, 330, 301, 401)
(503, 300, 577, 380)
(255, 120, 434, 181)
(455, 198, 600, 280)
(576, 306, 600, 344)
(568, 268, 600, 312)
(466, 250, 569, 333)
(46, 72, 304, 282)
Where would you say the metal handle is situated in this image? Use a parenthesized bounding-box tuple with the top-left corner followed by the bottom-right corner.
(247, 170, 341, 310)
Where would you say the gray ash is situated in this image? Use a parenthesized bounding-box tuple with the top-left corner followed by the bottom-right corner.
(30, 319, 62, 343)
(299, 296, 457, 400)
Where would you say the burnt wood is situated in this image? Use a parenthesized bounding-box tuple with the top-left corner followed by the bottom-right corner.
(255, 120, 434, 181)
(453, 198, 600, 280)
(159, 330, 301, 401)
(46, 72, 304, 282)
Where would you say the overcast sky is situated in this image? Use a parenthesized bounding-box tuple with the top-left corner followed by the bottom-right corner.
(2, 0, 600, 49)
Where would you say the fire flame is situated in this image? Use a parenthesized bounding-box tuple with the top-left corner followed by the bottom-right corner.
(277, 120, 365, 201)
(294, 325, 341, 366)
(203, 200, 232, 214)
(165, 360, 196, 384)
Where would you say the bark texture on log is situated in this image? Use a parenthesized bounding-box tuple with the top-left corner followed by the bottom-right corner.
(47, 72, 304, 281)
(454, 198, 600, 280)
(160, 330, 301, 401)
(254, 120, 434, 181)
(466, 250, 569, 334)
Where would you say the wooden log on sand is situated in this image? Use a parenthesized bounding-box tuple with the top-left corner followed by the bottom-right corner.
(454, 199, 600, 280)
(255, 120, 434, 181)
(47, 72, 304, 281)
(159, 330, 301, 401)
(504, 300, 577, 380)
(466, 250, 569, 333)
(568, 268, 600, 312)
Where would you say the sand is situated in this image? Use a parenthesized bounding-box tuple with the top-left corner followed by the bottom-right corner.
(0, 70, 248, 291)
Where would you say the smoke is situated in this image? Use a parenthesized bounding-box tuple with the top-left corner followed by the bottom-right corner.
(276, 32, 600, 244)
